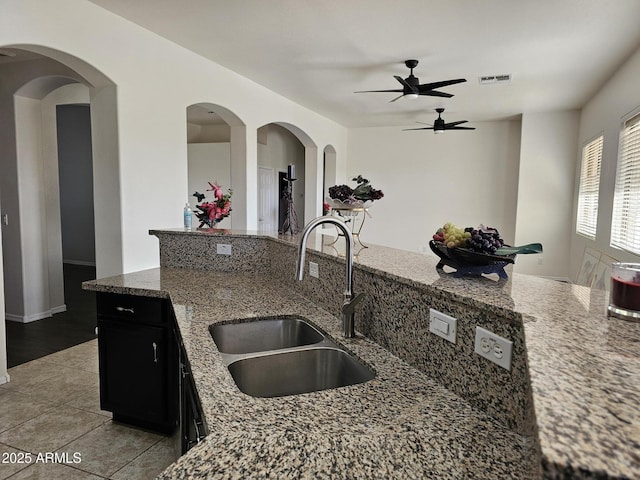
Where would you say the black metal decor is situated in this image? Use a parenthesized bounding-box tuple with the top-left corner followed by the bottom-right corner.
(280, 164, 299, 235)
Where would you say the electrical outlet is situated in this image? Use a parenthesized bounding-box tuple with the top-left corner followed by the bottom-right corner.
(474, 326, 512, 370)
(1, 214, 7, 226)
(309, 261, 319, 278)
(216, 244, 232, 255)
(429, 308, 457, 343)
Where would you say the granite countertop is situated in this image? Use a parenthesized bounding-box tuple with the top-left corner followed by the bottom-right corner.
(89, 229, 640, 479)
(85, 268, 538, 479)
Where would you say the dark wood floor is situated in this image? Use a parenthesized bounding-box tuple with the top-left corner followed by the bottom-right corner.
(6, 264, 97, 368)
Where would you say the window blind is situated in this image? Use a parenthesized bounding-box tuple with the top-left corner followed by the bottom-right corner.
(611, 113, 640, 255)
(576, 135, 603, 239)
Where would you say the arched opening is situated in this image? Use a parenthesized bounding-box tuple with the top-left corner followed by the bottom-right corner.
(186, 102, 247, 230)
(186, 103, 246, 229)
(256, 122, 318, 233)
(0, 46, 119, 373)
(323, 145, 338, 203)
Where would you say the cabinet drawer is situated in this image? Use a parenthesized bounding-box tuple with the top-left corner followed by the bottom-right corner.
(97, 292, 166, 325)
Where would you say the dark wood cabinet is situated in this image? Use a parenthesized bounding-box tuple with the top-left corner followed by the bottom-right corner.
(97, 292, 178, 433)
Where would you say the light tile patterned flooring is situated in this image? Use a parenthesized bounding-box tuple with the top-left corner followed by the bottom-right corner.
(0, 340, 177, 479)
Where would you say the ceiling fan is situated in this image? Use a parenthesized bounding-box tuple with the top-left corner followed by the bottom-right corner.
(403, 108, 475, 133)
(355, 60, 466, 102)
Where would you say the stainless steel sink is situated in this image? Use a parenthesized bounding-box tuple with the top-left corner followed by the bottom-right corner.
(209, 317, 375, 397)
(209, 317, 324, 354)
(226, 347, 375, 398)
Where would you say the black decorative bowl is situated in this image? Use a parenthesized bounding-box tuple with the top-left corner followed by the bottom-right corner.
(429, 240, 516, 279)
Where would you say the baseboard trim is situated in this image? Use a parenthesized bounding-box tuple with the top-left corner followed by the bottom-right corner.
(51, 304, 67, 315)
(5, 306, 65, 323)
(0, 373, 10, 385)
(63, 260, 96, 267)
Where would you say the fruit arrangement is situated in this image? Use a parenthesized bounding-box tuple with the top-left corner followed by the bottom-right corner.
(432, 222, 505, 255)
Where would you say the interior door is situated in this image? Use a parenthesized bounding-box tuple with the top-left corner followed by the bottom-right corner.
(257, 166, 276, 232)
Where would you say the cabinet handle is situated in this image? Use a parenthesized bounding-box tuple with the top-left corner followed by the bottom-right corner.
(152, 342, 158, 363)
(116, 306, 135, 314)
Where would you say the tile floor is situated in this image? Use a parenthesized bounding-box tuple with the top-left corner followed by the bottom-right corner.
(0, 340, 177, 479)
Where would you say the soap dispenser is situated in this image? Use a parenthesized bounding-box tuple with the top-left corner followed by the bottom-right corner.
(183, 202, 192, 230)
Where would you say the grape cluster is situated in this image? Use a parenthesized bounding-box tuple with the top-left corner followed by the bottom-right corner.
(465, 226, 504, 254)
(328, 185, 356, 202)
(432, 223, 505, 254)
(432, 222, 471, 248)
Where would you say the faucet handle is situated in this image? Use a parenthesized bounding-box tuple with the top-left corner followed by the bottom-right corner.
(342, 292, 366, 313)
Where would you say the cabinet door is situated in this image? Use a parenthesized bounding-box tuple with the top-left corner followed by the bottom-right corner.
(98, 320, 169, 425)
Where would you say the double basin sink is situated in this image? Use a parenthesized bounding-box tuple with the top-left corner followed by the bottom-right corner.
(209, 317, 375, 398)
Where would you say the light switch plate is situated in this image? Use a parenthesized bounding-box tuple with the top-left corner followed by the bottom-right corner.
(309, 261, 319, 278)
(216, 244, 232, 255)
(429, 308, 457, 344)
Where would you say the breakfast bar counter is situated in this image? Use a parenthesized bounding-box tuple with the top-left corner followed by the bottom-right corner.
(83, 229, 640, 479)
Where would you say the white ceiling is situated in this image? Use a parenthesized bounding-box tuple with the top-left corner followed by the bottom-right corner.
(87, 1, 640, 128)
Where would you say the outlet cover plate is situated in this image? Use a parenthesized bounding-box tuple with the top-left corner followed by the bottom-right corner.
(474, 326, 512, 370)
(216, 244, 232, 255)
(429, 308, 457, 344)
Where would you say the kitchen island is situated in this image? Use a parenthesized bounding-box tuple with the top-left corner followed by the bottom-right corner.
(83, 229, 640, 479)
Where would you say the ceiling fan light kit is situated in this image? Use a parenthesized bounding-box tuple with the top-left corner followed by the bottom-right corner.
(356, 59, 474, 133)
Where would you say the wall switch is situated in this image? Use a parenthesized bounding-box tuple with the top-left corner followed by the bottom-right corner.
(216, 244, 232, 255)
(474, 326, 512, 370)
(309, 261, 319, 278)
(1, 214, 7, 226)
(429, 308, 457, 344)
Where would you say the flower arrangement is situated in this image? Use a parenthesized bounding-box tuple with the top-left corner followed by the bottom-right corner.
(192, 182, 232, 228)
(328, 175, 384, 207)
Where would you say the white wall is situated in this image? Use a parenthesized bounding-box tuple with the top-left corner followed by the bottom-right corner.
(187, 143, 232, 228)
(570, 45, 640, 280)
(187, 123, 231, 143)
(42, 84, 91, 311)
(515, 111, 579, 279)
(14, 96, 50, 322)
(346, 120, 521, 255)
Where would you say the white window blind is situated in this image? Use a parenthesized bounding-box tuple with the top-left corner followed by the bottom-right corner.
(611, 113, 640, 255)
(576, 135, 603, 239)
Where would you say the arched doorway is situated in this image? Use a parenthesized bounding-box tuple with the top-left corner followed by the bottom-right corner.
(0, 46, 119, 376)
(256, 122, 318, 233)
(185, 103, 246, 229)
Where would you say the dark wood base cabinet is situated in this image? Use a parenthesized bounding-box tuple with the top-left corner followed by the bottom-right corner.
(97, 293, 178, 434)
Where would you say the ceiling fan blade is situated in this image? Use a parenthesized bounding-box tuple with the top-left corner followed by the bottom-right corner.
(444, 120, 468, 127)
(394, 75, 415, 91)
(449, 126, 476, 130)
(403, 127, 434, 131)
(418, 90, 454, 98)
(416, 121, 433, 126)
(389, 94, 406, 103)
(355, 88, 404, 93)
(418, 79, 467, 91)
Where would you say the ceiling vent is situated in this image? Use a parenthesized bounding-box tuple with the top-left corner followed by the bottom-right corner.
(479, 74, 511, 85)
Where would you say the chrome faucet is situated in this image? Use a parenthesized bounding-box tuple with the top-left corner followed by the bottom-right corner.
(296, 216, 365, 338)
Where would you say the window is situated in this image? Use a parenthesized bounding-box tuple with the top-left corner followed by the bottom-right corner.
(576, 135, 603, 239)
(611, 112, 640, 255)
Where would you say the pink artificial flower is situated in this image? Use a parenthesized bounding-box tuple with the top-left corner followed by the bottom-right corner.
(208, 181, 224, 201)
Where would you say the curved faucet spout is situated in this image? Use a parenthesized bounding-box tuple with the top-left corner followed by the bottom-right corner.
(296, 216, 361, 338)
(296, 216, 354, 297)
